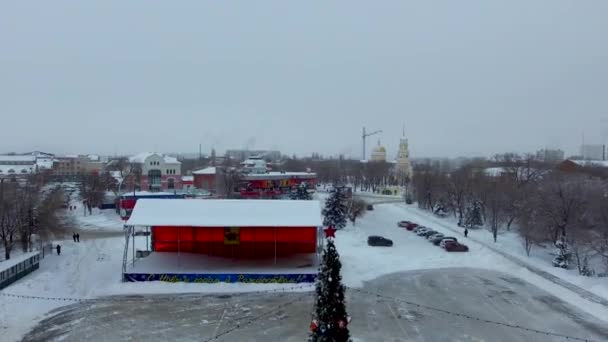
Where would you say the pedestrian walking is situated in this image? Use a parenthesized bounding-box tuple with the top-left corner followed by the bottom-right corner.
(76, 233, 80, 242)
(464, 228, 469, 238)
(56, 244, 61, 256)
(72, 233, 76, 242)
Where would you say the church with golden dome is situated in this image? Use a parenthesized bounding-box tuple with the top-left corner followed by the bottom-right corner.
(370, 140, 387, 162)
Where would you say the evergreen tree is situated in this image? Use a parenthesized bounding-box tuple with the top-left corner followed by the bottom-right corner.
(309, 239, 350, 342)
(464, 201, 483, 228)
(291, 182, 312, 200)
(322, 187, 348, 230)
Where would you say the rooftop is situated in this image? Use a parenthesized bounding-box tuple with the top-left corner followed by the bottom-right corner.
(0, 155, 36, 162)
(129, 152, 180, 164)
(127, 199, 322, 227)
(192, 166, 216, 175)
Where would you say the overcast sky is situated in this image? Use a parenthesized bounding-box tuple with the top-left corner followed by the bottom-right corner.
(1, 1, 607, 159)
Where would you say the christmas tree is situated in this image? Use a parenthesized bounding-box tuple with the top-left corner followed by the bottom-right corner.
(291, 182, 312, 200)
(322, 187, 348, 230)
(464, 201, 483, 228)
(309, 238, 350, 342)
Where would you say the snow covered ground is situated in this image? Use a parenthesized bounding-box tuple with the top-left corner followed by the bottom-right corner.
(63, 205, 125, 232)
(393, 203, 608, 304)
(2, 198, 608, 341)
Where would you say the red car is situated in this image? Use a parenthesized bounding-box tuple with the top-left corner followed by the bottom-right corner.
(397, 221, 418, 230)
(444, 241, 469, 252)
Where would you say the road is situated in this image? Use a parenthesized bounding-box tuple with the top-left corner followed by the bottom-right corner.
(22, 268, 608, 342)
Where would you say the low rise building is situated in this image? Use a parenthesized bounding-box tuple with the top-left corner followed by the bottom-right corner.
(128, 153, 182, 191)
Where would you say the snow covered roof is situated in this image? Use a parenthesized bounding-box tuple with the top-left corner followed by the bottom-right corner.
(571, 160, 608, 168)
(120, 191, 177, 198)
(129, 152, 180, 164)
(127, 199, 322, 227)
(0, 155, 36, 162)
(182, 176, 194, 182)
(192, 166, 216, 175)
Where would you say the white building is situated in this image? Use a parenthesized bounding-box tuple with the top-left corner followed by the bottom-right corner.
(240, 156, 269, 174)
(128, 153, 182, 191)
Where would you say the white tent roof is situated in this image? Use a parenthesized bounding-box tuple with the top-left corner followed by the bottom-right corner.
(126, 199, 322, 227)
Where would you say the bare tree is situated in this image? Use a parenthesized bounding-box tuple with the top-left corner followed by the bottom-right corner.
(218, 166, 242, 199)
(0, 179, 19, 259)
(348, 197, 366, 225)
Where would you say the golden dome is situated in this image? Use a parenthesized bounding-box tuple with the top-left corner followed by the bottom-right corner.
(373, 146, 386, 153)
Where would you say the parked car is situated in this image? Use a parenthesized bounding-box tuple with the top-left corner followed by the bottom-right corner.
(413, 226, 427, 233)
(398, 221, 418, 230)
(422, 230, 438, 238)
(416, 228, 430, 236)
(405, 222, 418, 230)
(427, 233, 444, 241)
(367, 204, 374, 211)
(444, 241, 469, 252)
(432, 236, 456, 245)
(367, 236, 393, 247)
(440, 238, 458, 248)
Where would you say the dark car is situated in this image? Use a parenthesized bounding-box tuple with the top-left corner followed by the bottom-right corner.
(422, 230, 438, 238)
(444, 241, 469, 252)
(367, 236, 393, 247)
(367, 204, 374, 211)
(432, 236, 456, 245)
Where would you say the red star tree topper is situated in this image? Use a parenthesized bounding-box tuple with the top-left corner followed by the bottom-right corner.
(324, 226, 337, 238)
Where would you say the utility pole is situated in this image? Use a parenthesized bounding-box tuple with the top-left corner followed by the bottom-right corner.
(362, 126, 382, 160)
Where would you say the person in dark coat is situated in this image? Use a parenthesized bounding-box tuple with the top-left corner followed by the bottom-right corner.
(56, 244, 61, 255)
(76, 233, 80, 242)
(464, 228, 469, 238)
(73, 233, 76, 242)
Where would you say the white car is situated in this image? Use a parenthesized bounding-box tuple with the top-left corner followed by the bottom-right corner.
(440, 238, 457, 248)
(416, 228, 430, 236)
(427, 233, 444, 241)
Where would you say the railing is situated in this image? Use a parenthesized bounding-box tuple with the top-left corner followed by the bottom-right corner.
(0, 252, 41, 290)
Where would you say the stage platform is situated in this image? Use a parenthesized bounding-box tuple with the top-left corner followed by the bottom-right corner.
(123, 252, 318, 283)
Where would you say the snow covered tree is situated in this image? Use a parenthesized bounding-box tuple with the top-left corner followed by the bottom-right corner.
(309, 238, 350, 342)
(322, 187, 348, 230)
(552, 240, 572, 269)
(464, 201, 483, 228)
(290, 182, 312, 200)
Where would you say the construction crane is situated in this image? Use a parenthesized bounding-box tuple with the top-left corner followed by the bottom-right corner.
(362, 126, 382, 160)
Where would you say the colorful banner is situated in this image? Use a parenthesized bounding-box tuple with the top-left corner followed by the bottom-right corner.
(124, 272, 316, 283)
(224, 227, 240, 245)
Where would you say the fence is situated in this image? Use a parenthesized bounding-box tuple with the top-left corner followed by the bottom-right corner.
(39, 243, 53, 259)
(0, 252, 41, 290)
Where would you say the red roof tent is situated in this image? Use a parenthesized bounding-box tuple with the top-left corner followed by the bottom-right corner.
(126, 199, 323, 259)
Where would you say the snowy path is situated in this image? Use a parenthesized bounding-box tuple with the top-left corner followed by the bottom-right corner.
(399, 204, 608, 309)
